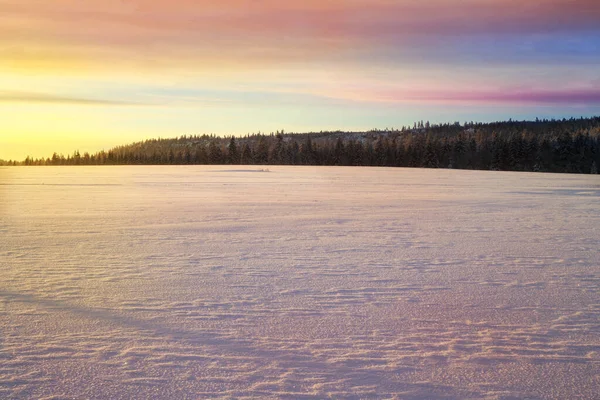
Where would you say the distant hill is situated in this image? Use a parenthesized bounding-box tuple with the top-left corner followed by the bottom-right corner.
(10, 116, 600, 174)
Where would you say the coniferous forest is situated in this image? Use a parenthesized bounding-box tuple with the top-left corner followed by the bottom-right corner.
(4, 116, 600, 174)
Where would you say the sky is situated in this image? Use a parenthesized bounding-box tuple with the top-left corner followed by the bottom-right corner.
(1, 0, 600, 160)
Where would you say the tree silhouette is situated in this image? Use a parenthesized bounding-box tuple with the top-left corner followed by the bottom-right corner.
(12, 116, 600, 174)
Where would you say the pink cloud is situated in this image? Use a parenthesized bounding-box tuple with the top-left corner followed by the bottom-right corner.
(358, 88, 600, 105)
(443, 90, 600, 104)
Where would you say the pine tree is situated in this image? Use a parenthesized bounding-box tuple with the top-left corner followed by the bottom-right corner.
(227, 136, 239, 164)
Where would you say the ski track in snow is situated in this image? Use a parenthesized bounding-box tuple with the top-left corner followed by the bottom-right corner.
(0, 166, 599, 399)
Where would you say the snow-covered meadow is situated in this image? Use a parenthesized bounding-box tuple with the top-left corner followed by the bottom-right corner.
(1, 166, 599, 399)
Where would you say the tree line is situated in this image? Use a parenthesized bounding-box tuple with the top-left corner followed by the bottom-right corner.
(5, 116, 600, 174)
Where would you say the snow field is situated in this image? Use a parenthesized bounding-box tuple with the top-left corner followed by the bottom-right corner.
(0, 166, 599, 399)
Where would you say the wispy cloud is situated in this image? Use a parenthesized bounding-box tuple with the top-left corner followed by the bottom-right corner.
(440, 89, 600, 105)
(361, 88, 600, 105)
(0, 91, 145, 106)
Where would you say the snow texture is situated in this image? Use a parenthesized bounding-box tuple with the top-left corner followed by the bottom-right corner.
(0, 166, 599, 399)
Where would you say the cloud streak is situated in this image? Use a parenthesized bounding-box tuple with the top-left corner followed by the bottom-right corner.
(0, 91, 143, 106)
(439, 90, 600, 105)
(363, 88, 600, 105)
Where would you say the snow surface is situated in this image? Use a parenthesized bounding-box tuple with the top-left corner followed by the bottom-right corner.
(0, 166, 599, 399)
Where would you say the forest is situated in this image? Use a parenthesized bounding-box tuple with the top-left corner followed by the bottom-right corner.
(4, 116, 600, 174)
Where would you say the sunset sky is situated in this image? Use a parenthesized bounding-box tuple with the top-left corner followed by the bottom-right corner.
(1, 0, 599, 160)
